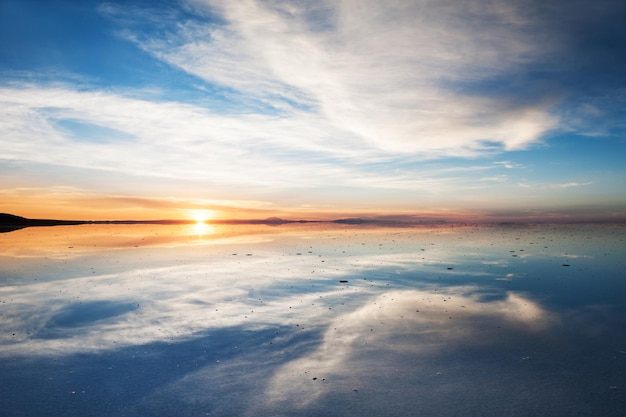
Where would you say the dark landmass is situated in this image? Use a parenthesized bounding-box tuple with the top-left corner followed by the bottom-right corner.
(211, 217, 315, 225)
(0, 213, 197, 232)
(0, 213, 444, 233)
(332, 218, 368, 224)
(0, 213, 88, 232)
(3, 213, 623, 233)
(331, 217, 427, 225)
(0, 214, 310, 232)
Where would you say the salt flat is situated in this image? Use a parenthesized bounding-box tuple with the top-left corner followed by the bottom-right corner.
(1, 223, 625, 416)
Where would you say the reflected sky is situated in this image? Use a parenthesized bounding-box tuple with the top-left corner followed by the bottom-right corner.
(1, 223, 625, 416)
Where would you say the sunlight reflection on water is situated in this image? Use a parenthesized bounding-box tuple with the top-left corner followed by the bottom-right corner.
(1, 223, 625, 416)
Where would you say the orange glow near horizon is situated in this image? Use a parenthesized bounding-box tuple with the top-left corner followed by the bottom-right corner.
(4, 190, 619, 224)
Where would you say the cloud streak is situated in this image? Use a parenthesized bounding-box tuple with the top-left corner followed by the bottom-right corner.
(128, 0, 559, 153)
(518, 181, 593, 190)
(0, 84, 535, 217)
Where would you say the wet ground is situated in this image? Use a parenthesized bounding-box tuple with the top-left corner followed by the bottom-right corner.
(1, 223, 625, 416)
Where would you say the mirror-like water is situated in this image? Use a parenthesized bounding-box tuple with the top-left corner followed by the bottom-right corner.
(1, 223, 625, 416)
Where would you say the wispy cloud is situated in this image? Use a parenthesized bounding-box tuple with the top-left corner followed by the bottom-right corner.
(518, 181, 592, 190)
(1, 83, 526, 212)
(556, 182, 593, 189)
(480, 174, 510, 183)
(0, 85, 363, 182)
(106, 0, 559, 154)
(494, 161, 526, 169)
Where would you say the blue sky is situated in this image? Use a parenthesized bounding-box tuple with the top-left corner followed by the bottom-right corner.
(1, 0, 625, 221)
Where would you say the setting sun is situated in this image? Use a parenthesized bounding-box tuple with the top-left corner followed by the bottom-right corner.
(189, 209, 214, 224)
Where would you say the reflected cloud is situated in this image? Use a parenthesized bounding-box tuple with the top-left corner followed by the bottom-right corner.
(37, 300, 139, 339)
(496, 273, 519, 281)
(263, 288, 553, 409)
(3, 223, 623, 358)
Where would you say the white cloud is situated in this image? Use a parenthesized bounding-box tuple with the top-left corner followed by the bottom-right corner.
(518, 181, 592, 190)
(115, 0, 559, 154)
(556, 181, 593, 188)
(0, 86, 369, 186)
(1, 84, 512, 208)
(495, 161, 525, 169)
(480, 174, 509, 183)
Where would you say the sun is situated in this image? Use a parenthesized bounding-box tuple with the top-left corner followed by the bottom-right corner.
(189, 209, 214, 224)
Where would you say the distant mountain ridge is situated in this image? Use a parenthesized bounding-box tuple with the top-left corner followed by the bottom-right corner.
(0, 213, 442, 233)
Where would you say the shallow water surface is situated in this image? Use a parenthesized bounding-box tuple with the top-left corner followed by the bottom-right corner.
(1, 223, 625, 416)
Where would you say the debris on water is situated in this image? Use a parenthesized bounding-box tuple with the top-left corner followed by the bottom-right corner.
(562, 264, 570, 267)
(447, 267, 453, 270)
(339, 280, 348, 283)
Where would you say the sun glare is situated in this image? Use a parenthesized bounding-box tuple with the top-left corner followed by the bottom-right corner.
(186, 209, 216, 236)
(189, 209, 214, 224)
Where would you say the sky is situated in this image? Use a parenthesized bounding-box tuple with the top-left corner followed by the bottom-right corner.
(1, 0, 625, 222)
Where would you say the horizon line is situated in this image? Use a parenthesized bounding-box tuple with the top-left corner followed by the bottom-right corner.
(2, 213, 625, 229)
